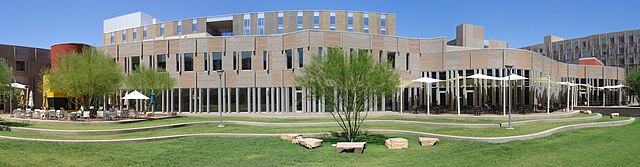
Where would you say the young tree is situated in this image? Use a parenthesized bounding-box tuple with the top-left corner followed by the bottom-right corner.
(296, 48, 400, 142)
(626, 69, 640, 104)
(44, 47, 124, 109)
(125, 66, 176, 112)
(0, 61, 16, 113)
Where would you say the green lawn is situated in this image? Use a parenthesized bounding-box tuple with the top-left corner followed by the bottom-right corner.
(0, 113, 592, 131)
(0, 117, 626, 140)
(0, 120, 637, 166)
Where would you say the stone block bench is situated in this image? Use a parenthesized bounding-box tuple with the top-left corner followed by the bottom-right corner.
(336, 142, 367, 154)
(419, 137, 439, 146)
(280, 134, 302, 141)
(611, 113, 620, 118)
(385, 138, 408, 149)
(299, 138, 323, 149)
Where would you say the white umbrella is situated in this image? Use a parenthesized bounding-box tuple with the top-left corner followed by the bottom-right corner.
(11, 83, 27, 89)
(412, 77, 442, 115)
(499, 74, 528, 81)
(598, 85, 625, 107)
(467, 74, 501, 80)
(121, 91, 149, 100)
(27, 91, 34, 108)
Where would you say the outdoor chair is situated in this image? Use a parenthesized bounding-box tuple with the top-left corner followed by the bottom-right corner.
(96, 111, 105, 120)
(48, 111, 57, 120)
(81, 111, 90, 121)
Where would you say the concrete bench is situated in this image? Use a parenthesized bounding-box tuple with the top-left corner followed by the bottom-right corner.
(611, 113, 620, 118)
(280, 134, 302, 141)
(419, 137, 439, 146)
(336, 142, 367, 154)
(385, 138, 408, 149)
(299, 138, 323, 149)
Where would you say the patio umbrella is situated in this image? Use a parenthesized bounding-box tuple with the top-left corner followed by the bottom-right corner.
(121, 91, 150, 100)
(27, 91, 34, 108)
(412, 76, 442, 115)
(557, 82, 575, 111)
(499, 73, 528, 115)
(11, 83, 27, 89)
(598, 85, 625, 107)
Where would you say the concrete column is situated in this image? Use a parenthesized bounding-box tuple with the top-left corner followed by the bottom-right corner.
(207, 88, 211, 113)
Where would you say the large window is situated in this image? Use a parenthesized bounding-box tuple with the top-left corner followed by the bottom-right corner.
(298, 48, 304, 68)
(263, 51, 268, 70)
(16, 61, 26, 71)
(313, 12, 319, 30)
(133, 29, 137, 42)
(131, 56, 140, 71)
(110, 32, 114, 44)
(157, 55, 166, 70)
(143, 26, 148, 38)
(160, 23, 165, 36)
(192, 19, 198, 33)
(176, 54, 180, 72)
(387, 51, 395, 68)
(318, 47, 323, 60)
(241, 51, 251, 70)
(177, 22, 182, 34)
(122, 30, 127, 43)
(183, 53, 193, 71)
(347, 12, 353, 32)
(330, 12, 336, 31)
(212, 52, 222, 71)
(297, 12, 303, 31)
(405, 53, 410, 70)
(257, 16, 265, 35)
(243, 15, 250, 35)
(203, 52, 208, 71)
(285, 49, 293, 69)
(233, 51, 237, 70)
(381, 15, 387, 35)
(364, 14, 369, 33)
(277, 12, 283, 34)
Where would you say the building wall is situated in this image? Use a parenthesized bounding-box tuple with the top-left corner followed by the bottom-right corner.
(0, 44, 51, 111)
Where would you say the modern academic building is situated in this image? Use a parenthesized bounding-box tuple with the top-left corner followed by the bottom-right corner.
(100, 10, 630, 114)
(0, 44, 50, 111)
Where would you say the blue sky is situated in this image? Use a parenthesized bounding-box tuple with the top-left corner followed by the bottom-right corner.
(1, 0, 638, 49)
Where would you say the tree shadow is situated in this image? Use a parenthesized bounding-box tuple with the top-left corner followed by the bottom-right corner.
(0, 120, 30, 127)
(322, 134, 389, 146)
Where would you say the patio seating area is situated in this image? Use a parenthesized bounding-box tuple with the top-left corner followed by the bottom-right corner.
(9, 108, 154, 122)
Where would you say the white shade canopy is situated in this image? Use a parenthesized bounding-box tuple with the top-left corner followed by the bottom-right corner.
(11, 83, 27, 89)
(121, 91, 149, 100)
(598, 85, 625, 89)
(467, 74, 502, 80)
(556, 82, 576, 86)
(500, 74, 527, 81)
(412, 77, 442, 83)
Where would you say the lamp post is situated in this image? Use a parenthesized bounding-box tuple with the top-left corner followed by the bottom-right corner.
(505, 65, 514, 130)
(216, 70, 225, 128)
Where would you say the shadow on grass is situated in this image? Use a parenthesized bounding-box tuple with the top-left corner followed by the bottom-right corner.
(0, 120, 30, 127)
(322, 134, 389, 145)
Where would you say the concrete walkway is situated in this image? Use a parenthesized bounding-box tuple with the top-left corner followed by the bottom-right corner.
(0, 117, 633, 144)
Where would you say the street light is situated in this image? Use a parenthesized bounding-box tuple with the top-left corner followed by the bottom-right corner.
(216, 70, 225, 128)
(505, 65, 514, 130)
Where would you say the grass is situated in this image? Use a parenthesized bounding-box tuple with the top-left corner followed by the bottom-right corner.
(0, 120, 637, 166)
(0, 117, 627, 140)
(1, 113, 593, 131)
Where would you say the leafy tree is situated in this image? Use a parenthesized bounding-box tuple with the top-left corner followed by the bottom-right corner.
(44, 47, 124, 109)
(296, 48, 400, 142)
(125, 66, 176, 112)
(626, 69, 640, 104)
(0, 62, 17, 113)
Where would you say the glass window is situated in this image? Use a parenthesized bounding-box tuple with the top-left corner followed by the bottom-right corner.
(278, 29, 283, 34)
(297, 12, 303, 31)
(183, 53, 193, 71)
(387, 51, 395, 68)
(277, 12, 284, 33)
(157, 55, 166, 70)
(204, 52, 208, 71)
(263, 51, 268, 70)
(258, 17, 264, 35)
(143, 26, 148, 38)
(122, 31, 127, 43)
(313, 13, 319, 30)
(176, 54, 180, 72)
(405, 53, 409, 70)
(212, 52, 222, 71)
(285, 49, 293, 69)
(630, 35, 634, 42)
(318, 47, 323, 60)
(364, 17, 369, 28)
(298, 48, 304, 68)
(241, 51, 251, 70)
(160, 23, 165, 36)
(619, 47, 625, 54)
(233, 51, 237, 70)
(131, 56, 140, 71)
(16, 61, 26, 71)
(330, 12, 336, 31)
(610, 37, 615, 44)
(133, 29, 137, 42)
(192, 19, 197, 32)
(110, 32, 114, 44)
(177, 22, 182, 34)
(619, 36, 625, 43)
(243, 16, 250, 35)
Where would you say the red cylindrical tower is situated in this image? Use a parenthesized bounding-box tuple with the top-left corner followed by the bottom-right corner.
(50, 43, 90, 70)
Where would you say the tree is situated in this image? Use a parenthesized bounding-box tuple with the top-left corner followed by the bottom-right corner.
(0, 61, 16, 113)
(626, 69, 640, 104)
(124, 66, 176, 112)
(296, 48, 400, 142)
(44, 47, 124, 109)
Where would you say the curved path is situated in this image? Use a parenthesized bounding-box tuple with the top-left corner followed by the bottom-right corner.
(0, 117, 633, 144)
(2, 114, 601, 135)
(0, 116, 180, 125)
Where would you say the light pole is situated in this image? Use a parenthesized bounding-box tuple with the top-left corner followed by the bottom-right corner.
(216, 70, 225, 128)
(505, 65, 514, 130)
